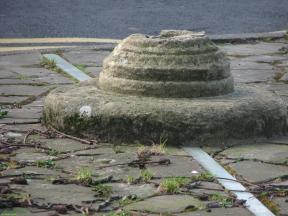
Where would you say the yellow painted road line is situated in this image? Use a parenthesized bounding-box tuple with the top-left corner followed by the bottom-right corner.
(0, 37, 121, 44)
(0, 46, 76, 52)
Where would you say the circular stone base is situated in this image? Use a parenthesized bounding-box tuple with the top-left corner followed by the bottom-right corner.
(43, 83, 287, 146)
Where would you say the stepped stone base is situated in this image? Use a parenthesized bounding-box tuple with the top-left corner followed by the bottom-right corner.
(43, 81, 287, 146)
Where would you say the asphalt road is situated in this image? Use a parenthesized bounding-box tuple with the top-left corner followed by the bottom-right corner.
(0, 0, 288, 38)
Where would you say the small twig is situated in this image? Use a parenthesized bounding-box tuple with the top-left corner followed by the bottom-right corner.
(49, 127, 94, 145)
(23, 129, 36, 144)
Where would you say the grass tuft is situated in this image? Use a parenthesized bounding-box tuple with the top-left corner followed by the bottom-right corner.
(140, 169, 154, 182)
(76, 167, 92, 184)
(159, 177, 189, 194)
(36, 160, 55, 169)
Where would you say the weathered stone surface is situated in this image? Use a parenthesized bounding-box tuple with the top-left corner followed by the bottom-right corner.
(232, 69, 273, 83)
(273, 197, 288, 216)
(0, 85, 52, 96)
(107, 183, 157, 198)
(0, 118, 40, 124)
(62, 50, 110, 66)
(0, 123, 44, 132)
(5, 108, 42, 119)
(99, 31, 234, 98)
(230, 60, 273, 70)
(2, 166, 63, 177)
(220, 143, 288, 163)
(178, 207, 253, 216)
(10, 179, 96, 205)
(0, 68, 17, 78)
(146, 155, 204, 178)
(0, 95, 30, 105)
(28, 136, 93, 152)
(12, 148, 56, 163)
(221, 42, 287, 56)
(230, 161, 288, 182)
(43, 83, 287, 145)
(124, 195, 205, 213)
(86, 66, 102, 77)
(0, 53, 41, 66)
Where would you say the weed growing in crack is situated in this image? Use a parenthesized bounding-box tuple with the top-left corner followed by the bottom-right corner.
(159, 177, 190, 194)
(40, 57, 57, 70)
(76, 167, 92, 184)
(140, 169, 153, 183)
(36, 160, 55, 169)
(0, 161, 20, 171)
(136, 140, 167, 160)
(192, 172, 215, 182)
(126, 175, 136, 185)
(47, 149, 60, 156)
(93, 184, 112, 197)
(0, 106, 8, 119)
(209, 193, 234, 208)
(258, 192, 280, 215)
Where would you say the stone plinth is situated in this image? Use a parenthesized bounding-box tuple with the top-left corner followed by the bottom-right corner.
(43, 30, 287, 145)
(99, 30, 234, 98)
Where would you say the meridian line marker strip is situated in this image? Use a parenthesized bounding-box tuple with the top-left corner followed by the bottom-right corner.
(43, 54, 91, 82)
(183, 147, 275, 216)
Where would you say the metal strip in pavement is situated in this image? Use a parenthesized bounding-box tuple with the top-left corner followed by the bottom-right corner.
(43, 54, 91, 82)
(183, 147, 275, 216)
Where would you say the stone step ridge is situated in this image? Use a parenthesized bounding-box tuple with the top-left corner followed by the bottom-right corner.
(99, 30, 234, 98)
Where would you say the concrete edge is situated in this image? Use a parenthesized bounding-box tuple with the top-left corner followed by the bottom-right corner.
(209, 30, 288, 43)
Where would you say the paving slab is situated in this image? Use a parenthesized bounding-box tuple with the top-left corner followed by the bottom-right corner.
(28, 136, 95, 152)
(221, 42, 287, 56)
(229, 55, 288, 64)
(0, 118, 41, 124)
(0, 85, 52, 96)
(146, 155, 204, 178)
(230, 60, 274, 70)
(229, 160, 288, 182)
(178, 207, 253, 216)
(107, 183, 157, 199)
(0, 123, 44, 132)
(12, 148, 57, 163)
(10, 179, 96, 206)
(231, 68, 274, 83)
(273, 197, 288, 216)
(86, 66, 102, 77)
(0, 53, 41, 66)
(220, 143, 288, 163)
(62, 50, 111, 66)
(124, 195, 205, 214)
(0, 95, 30, 105)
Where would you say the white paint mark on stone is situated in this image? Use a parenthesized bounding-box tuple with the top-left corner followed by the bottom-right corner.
(191, 170, 199, 174)
(79, 105, 92, 117)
